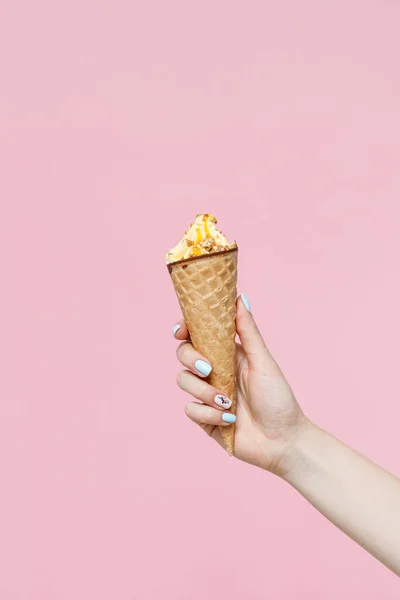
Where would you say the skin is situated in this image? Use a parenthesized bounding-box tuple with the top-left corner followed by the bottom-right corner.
(174, 296, 400, 576)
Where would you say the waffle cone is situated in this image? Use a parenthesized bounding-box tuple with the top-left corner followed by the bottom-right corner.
(168, 248, 238, 455)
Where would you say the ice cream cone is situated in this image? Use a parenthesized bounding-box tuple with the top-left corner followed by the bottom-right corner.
(168, 248, 238, 455)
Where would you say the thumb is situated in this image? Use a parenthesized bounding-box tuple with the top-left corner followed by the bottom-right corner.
(236, 294, 275, 370)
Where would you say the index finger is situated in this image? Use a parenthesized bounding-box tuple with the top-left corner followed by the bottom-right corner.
(172, 319, 190, 340)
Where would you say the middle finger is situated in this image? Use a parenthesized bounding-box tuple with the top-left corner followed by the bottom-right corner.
(176, 341, 212, 377)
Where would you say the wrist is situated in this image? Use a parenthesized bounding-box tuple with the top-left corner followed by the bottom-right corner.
(275, 417, 320, 482)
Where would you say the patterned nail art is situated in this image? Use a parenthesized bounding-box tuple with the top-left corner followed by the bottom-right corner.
(214, 394, 232, 409)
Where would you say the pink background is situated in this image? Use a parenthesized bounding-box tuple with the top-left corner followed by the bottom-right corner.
(0, 1, 399, 598)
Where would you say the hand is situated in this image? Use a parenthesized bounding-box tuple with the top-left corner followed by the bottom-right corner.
(174, 295, 400, 574)
(173, 294, 309, 476)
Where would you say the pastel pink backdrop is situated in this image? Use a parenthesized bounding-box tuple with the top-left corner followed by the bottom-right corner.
(0, 1, 399, 598)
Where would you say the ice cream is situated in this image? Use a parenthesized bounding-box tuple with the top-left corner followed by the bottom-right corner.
(166, 214, 237, 264)
(166, 214, 238, 455)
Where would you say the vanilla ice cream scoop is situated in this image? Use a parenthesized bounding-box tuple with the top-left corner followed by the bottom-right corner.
(166, 214, 237, 264)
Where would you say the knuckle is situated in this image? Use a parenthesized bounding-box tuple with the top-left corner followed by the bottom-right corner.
(176, 340, 189, 361)
(177, 369, 193, 390)
(176, 370, 184, 387)
(205, 406, 215, 423)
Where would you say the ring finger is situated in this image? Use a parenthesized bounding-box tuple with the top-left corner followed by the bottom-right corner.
(177, 370, 233, 410)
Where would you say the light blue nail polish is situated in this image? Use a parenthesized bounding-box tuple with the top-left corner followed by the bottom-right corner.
(222, 413, 237, 423)
(173, 324, 181, 336)
(195, 359, 212, 376)
(241, 293, 251, 312)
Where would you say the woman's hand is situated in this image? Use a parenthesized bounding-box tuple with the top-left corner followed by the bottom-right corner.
(173, 294, 309, 476)
(173, 294, 400, 575)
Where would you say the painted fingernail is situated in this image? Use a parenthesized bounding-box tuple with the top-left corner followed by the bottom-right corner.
(241, 293, 251, 312)
(214, 394, 232, 409)
(195, 359, 212, 376)
(172, 324, 181, 337)
(222, 413, 236, 423)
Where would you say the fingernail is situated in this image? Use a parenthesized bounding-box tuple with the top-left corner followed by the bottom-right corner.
(172, 324, 181, 337)
(214, 394, 232, 409)
(195, 359, 212, 376)
(222, 413, 236, 423)
(241, 293, 251, 312)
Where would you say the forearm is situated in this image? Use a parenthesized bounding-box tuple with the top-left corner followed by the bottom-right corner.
(283, 421, 400, 576)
